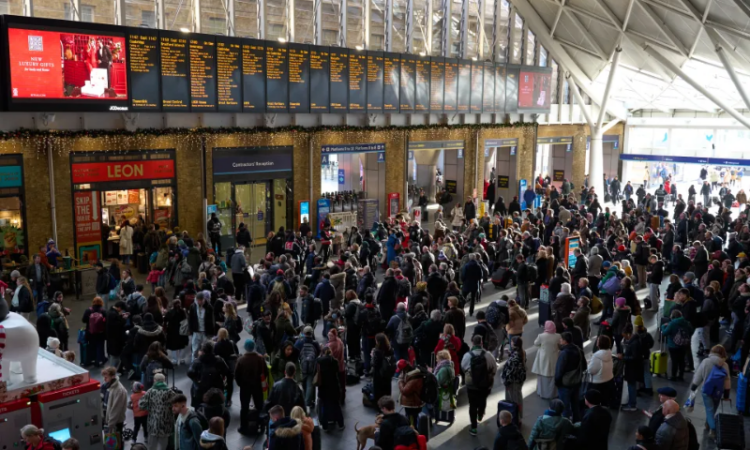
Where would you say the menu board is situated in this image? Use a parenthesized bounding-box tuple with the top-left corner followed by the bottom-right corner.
(128, 29, 160, 111)
(506, 65, 519, 113)
(415, 56, 430, 112)
(329, 48, 348, 112)
(189, 36, 216, 111)
(310, 47, 329, 112)
(495, 64, 506, 115)
(457, 60, 471, 112)
(266, 42, 288, 112)
(288, 43, 310, 113)
(518, 67, 553, 112)
(160, 32, 190, 111)
(444, 58, 458, 112)
(349, 52, 366, 111)
(216, 37, 242, 112)
(242, 40, 265, 111)
(366, 52, 384, 112)
(429, 57, 445, 113)
(383, 53, 400, 112)
(470, 61, 483, 113)
(482, 62, 495, 113)
(400, 55, 416, 112)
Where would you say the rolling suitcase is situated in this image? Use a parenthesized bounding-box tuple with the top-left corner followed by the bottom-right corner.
(497, 400, 520, 427)
(538, 286, 551, 327)
(417, 412, 430, 441)
(312, 422, 322, 450)
(242, 408, 264, 435)
(716, 400, 744, 450)
(650, 338, 668, 377)
(737, 373, 748, 414)
(434, 408, 455, 425)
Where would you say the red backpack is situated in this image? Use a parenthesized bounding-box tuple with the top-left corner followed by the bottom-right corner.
(88, 308, 106, 334)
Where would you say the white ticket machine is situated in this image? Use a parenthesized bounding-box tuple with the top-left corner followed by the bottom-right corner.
(0, 398, 33, 450)
(32, 380, 102, 450)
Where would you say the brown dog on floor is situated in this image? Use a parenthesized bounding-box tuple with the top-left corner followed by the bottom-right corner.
(354, 415, 383, 450)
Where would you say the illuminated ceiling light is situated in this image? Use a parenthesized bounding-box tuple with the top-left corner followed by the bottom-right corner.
(471, 56, 477, 61)
(179, 27, 190, 33)
(419, 51, 426, 56)
(278, 37, 287, 43)
(355, 45, 364, 51)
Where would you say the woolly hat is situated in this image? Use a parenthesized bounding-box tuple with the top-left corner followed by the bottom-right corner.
(634, 315, 644, 327)
(615, 297, 626, 308)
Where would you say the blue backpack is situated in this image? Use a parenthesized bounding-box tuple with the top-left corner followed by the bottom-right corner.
(702, 364, 727, 399)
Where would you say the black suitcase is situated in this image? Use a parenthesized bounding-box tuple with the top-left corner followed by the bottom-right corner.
(434, 408, 455, 425)
(417, 412, 430, 441)
(312, 424, 322, 450)
(137, 252, 148, 274)
(491, 267, 512, 288)
(347, 358, 363, 385)
(242, 408, 264, 435)
(610, 375, 624, 410)
(497, 400, 520, 427)
(538, 299, 551, 327)
(716, 401, 744, 450)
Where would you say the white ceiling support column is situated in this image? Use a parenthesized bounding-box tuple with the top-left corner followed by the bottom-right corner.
(226, 0, 236, 35)
(731, 0, 750, 19)
(23, 0, 33, 16)
(549, 0, 565, 38)
(596, 46, 621, 129)
(258, 0, 266, 39)
(115, 0, 126, 25)
(339, 0, 346, 46)
(314, 0, 322, 44)
(491, 0, 501, 60)
(459, 0, 469, 58)
(478, 0, 485, 59)
(70, 0, 81, 20)
(193, 0, 201, 32)
(441, 0, 450, 56)
(712, 36, 750, 112)
(644, 45, 750, 129)
(156, 0, 166, 29)
(288, 0, 295, 41)
(601, 118, 620, 133)
(385, 0, 394, 50)
(425, 0, 433, 53)
(406, 0, 414, 52)
(566, 73, 594, 130)
(365, 0, 371, 48)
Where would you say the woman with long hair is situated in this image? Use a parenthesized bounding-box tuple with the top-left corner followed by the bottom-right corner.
(139, 341, 173, 390)
(222, 302, 243, 344)
(164, 299, 189, 364)
(144, 295, 163, 324)
(532, 321, 560, 399)
(290, 406, 315, 450)
(11, 275, 33, 320)
(154, 286, 170, 311)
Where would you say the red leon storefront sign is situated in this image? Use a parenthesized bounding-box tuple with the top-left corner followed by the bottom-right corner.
(71, 160, 175, 184)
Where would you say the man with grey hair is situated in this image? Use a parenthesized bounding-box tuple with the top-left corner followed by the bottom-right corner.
(188, 291, 215, 361)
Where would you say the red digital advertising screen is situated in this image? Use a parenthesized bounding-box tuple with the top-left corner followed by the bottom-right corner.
(7, 27, 128, 104)
(518, 70, 551, 112)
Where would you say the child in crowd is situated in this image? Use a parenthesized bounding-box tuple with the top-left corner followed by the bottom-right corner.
(128, 382, 149, 444)
(146, 263, 165, 295)
(46, 337, 63, 357)
(63, 350, 76, 363)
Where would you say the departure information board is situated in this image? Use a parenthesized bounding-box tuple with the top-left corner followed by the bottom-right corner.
(415, 56, 430, 112)
(366, 51, 384, 112)
(383, 53, 400, 112)
(400, 55, 416, 112)
(129, 29, 160, 111)
(1, 16, 550, 114)
(444, 58, 458, 112)
(430, 57, 444, 113)
(349, 52, 366, 111)
(330, 48, 348, 112)
(216, 37, 241, 112)
(266, 42, 288, 112)
(310, 47, 329, 112)
(160, 32, 190, 111)
(457, 60, 471, 112)
(189, 37, 216, 111)
(470, 60, 482, 113)
(242, 40, 265, 112)
(288, 43, 309, 113)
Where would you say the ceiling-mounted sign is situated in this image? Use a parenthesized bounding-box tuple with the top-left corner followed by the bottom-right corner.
(322, 143, 385, 153)
(409, 140, 464, 150)
(537, 136, 573, 144)
(485, 138, 519, 147)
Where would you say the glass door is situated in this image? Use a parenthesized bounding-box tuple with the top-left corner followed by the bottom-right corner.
(235, 181, 271, 247)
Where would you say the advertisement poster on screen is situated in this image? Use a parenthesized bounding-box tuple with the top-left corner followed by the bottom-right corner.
(317, 199, 330, 238)
(565, 236, 580, 269)
(299, 201, 310, 226)
(518, 69, 552, 112)
(387, 193, 400, 219)
(74, 191, 101, 262)
(519, 179, 528, 210)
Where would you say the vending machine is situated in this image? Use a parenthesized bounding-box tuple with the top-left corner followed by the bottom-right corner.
(0, 398, 33, 450)
(31, 380, 102, 450)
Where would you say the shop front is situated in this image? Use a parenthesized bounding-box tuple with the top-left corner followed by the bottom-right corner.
(408, 140, 465, 220)
(0, 155, 27, 259)
(212, 146, 293, 250)
(71, 150, 177, 263)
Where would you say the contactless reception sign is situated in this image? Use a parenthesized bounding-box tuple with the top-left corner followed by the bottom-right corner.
(212, 146, 293, 181)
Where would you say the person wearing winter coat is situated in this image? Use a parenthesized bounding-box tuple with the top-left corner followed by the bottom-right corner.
(101, 366, 128, 435)
(234, 339, 267, 435)
(655, 400, 690, 450)
(47, 302, 70, 351)
(572, 297, 591, 339)
(137, 373, 175, 450)
(554, 332, 583, 422)
(505, 299, 528, 340)
(501, 337, 526, 420)
(139, 341, 174, 390)
(198, 418, 228, 450)
(290, 406, 315, 450)
(610, 298, 632, 354)
(164, 300, 190, 364)
(134, 313, 166, 359)
(434, 349, 456, 415)
(528, 399, 574, 450)
(685, 345, 731, 436)
(661, 310, 694, 381)
(187, 342, 229, 408)
(443, 296, 466, 341)
(316, 346, 344, 428)
(533, 321, 561, 399)
(271, 341, 301, 383)
(329, 266, 347, 311)
(647, 255, 664, 312)
(265, 363, 306, 424)
(621, 324, 643, 411)
(587, 335, 614, 408)
(552, 283, 576, 333)
(494, 410, 525, 450)
(396, 359, 424, 426)
(574, 389, 612, 450)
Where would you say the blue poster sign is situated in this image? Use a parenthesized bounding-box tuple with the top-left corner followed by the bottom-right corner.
(519, 179, 528, 210)
(0, 166, 22, 188)
(510, 146, 516, 156)
(317, 198, 331, 238)
(566, 144, 572, 152)
(377, 152, 385, 163)
(300, 201, 310, 224)
(338, 169, 345, 185)
(484, 147, 490, 157)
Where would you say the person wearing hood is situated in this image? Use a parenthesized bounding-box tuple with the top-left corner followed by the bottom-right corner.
(199, 418, 228, 450)
(47, 302, 70, 351)
(327, 327, 346, 400)
(555, 332, 583, 422)
(685, 344, 731, 437)
(397, 359, 424, 427)
(611, 297, 632, 354)
(532, 321, 561, 400)
(137, 373, 175, 450)
(587, 334, 614, 407)
(313, 273, 336, 317)
(343, 291, 363, 359)
(528, 399, 573, 450)
(573, 389, 612, 450)
(271, 340, 301, 383)
(316, 346, 344, 429)
(134, 312, 166, 359)
(187, 342, 229, 408)
(655, 400, 690, 450)
(661, 310, 694, 381)
(552, 283, 576, 333)
(414, 309, 444, 367)
(140, 341, 174, 390)
(198, 388, 230, 436)
(620, 324, 643, 412)
(493, 410, 525, 450)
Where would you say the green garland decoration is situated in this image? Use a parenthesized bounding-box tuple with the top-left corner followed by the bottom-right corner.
(0, 121, 537, 141)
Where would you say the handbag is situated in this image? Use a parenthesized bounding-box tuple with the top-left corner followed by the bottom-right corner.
(313, 364, 321, 386)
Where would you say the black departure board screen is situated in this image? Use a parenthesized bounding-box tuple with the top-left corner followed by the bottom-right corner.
(470, 60, 483, 113)
(495, 64, 506, 114)
(128, 29, 160, 111)
(288, 44, 309, 113)
(429, 57, 444, 113)
(444, 58, 458, 112)
(457, 60, 471, 112)
(160, 32, 190, 111)
(242, 40, 265, 112)
(349, 52, 366, 111)
(189, 36, 216, 111)
(482, 62, 495, 113)
(383, 53, 400, 112)
(400, 55, 416, 112)
(415, 56, 430, 112)
(330, 48, 348, 112)
(366, 52, 384, 112)
(266, 43, 288, 112)
(216, 37, 241, 112)
(310, 47, 329, 112)
(506, 65, 519, 113)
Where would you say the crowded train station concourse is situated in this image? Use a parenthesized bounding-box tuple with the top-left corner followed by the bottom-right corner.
(4, 0, 750, 449)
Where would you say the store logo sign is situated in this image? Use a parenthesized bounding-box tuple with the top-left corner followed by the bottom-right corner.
(108, 164, 144, 179)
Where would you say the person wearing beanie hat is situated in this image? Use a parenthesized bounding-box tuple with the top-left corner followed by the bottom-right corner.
(576, 388, 612, 450)
(235, 338, 268, 435)
(611, 296, 632, 354)
(634, 315, 644, 328)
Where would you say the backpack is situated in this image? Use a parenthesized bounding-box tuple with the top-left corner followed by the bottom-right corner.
(108, 273, 117, 291)
(393, 425, 418, 447)
(380, 354, 396, 378)
(603, 276, 621, 296)
(197, 362, 223, 391)
(396, 317, 414, 345)
(144, 359, 164, 389)
(362, 307, 382, 337)
(300, 341, 318, 375)
(525, 263, 538, 281)
(673, 327, 691, 347)
(418, 366, 439, 404)
(397, 278, 411, 298)
(686, 418, 700, 450)
(190, 409, 210, 432)
(701, 364, 727, 399)
(87, 308, 106, 334)
(180, 260, 193, 275)
(486, 301, 504, 328)
(469, 350, 491, 389)
(506, 437, 529, 450)
(477, 322, 499, 352)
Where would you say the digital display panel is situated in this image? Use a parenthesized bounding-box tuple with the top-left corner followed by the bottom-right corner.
(444, 58, 458, 112)
(266, 42, 288, 112)
(429, 57, 444, 113)
(160, 31, 190, 111)
(400, 55, 416, 112)
(518, 67, 553, 112)
(383, 52, 400, 112)
(349, 51, 366, 111)
(457, 60, 471, 112)
(189, 36, 216, 111)
(482, 61, 495, 113)
(506, 65, 519, 113)
(128, 29, 160, 110)
(470, 60, 483, 113)
(242, 40, 265, 112)
(288, 43, 309, 113)
(415, 56, 430, 112)
(216, 37, 242, 112)
(310, 47, 329, 112)
(366, 51, 384, 112)
(329, 48, 348, 112)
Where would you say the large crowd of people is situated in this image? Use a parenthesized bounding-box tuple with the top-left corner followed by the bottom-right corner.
(13, 167, 750, 450)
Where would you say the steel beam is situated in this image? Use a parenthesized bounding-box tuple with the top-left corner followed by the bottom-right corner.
(597, 46, 621, 129)
(365, 0, 371, 48)
(227, 0, 236, 35)
(712, 37, 750, 111)
(115, 0, 126, 25)
(645, 45, 750, 128)
(491, 0, 501, 61)
(70, 0, 81, 20)
(193, 0, 201, 32)
(550, 0, 565, 38)
(425, 0, 433, 53)
(156, 0, 166, 29)
(566, 73, 594, 129)
(288, 0, 295, 41)
(636, 0, 688, 56)
(259, 0, 266, 38)
(557, 37, 606, 61)
(406, 0, 414, 51)
(441, 0, 449, 56)
(314, 0, 322, 44)
(563, 8, 607, 60)
(478, 0, 485, 59)
(385, 0, 393, 50)
(732, 0, 750, 20)
(340, 0, 347, 46)
(23, 0, 33, 16)
(459, 0, 469, 58)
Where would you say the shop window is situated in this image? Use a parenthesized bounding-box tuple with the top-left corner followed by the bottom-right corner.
(347, 0, 364, 49)
(214, 182, 234, 240)
(321, 0, 341, 46)
(81, 4, 95, 22)
(0, 197, 24, 255)
(295, 0, 315, 43)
